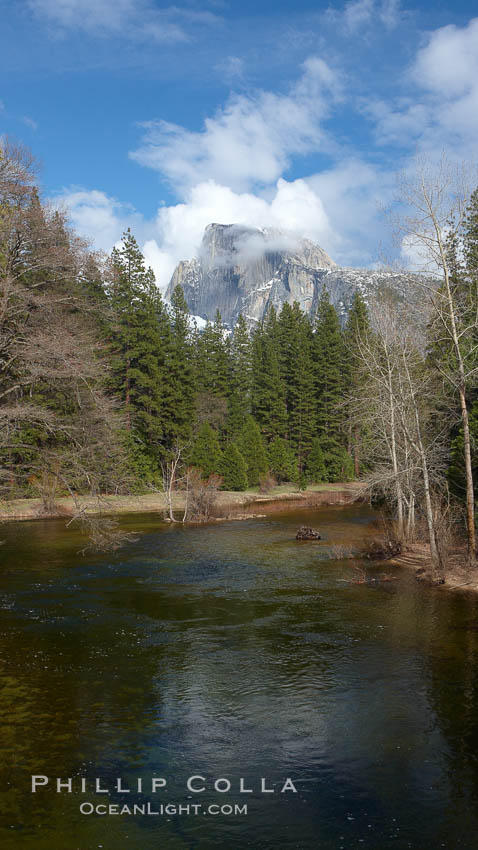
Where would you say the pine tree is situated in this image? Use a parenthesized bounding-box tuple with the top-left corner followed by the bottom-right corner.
(312, 286, 349, 480)
(307, 437, 327, 482)
(464, 187, 478, 276)
(238, 415, 268, 486)
(227, 314, 252, 437)
(108, 229, 167, 482)
(189, 423, 223, 477)
(268, 437, 296, 483)
(277, 302, 316, 476)
(196, 310, 231, 399)
(251, 320, 287, 440)
(163, 285, 196, 447)
(344, 291, 371, 477)
(442, 190, 478, 505)
(221, 442, 248, 491)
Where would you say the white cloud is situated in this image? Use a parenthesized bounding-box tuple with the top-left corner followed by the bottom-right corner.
(56, 53, 393, 288)
(131, 57, 341, 195)
(56, 177, 337, 291)
(28, 0, 218, 43)
(364, 97, 430, 145)
(325, 0, 401, 33)
(56, 163, 393, 291)
(369, 17, 478, 159)
(307, 159, 392, 265)
(215, 56, 245, 85)
(379, 0, 401, 29)
(150, 177, 334, 285)
(56, 15, 478, 293)
(412, 18, 478, 98)
(54, 188, 145, 252)
(343, 0, 374, 32)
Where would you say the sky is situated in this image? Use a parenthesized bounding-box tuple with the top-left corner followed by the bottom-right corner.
(1, 0, 478, 289)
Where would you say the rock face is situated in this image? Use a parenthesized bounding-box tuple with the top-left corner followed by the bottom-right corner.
(166, 223, 420, 326)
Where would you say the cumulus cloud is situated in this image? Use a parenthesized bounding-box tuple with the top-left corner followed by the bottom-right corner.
(369, 17, 478, 159)
(54, 188, 146, 252)
(412, 17, 478, 97)
(58, 12, 478, 292)
(131, 57, 341, 195)
(28, 0, 219, 43)
(57, 163, 390, 290)
(307, 159, 393, 265)
(56, 177, 338, 290)
(57, 53, 396, 288)
(150, 177, 334, 284)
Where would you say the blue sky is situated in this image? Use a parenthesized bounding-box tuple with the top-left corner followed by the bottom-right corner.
(2, 0, 478, 287)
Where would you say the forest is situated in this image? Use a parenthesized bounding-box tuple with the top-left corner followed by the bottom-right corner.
(1, 140, 478, 574)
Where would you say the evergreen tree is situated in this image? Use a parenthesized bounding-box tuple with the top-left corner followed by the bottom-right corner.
(163, 285, 196, 447)
(464, 187, 478, 276)
(196, 310, 231, 399)
(313, 286, 350, 480)
(442, 190, 478, 504)
(344, 291, 372, 477)
(221, 442, 248, 491)
(251, 320, 287, 440)
(268, 437, 296, 483)
(277, 302, 316, 475)
(189, 423, 223, 477)
(461, 189, 478, 377)
(79, 252, 109, 313)
(108, 229, 167, 482)
(238, 415, 268, 486)
(227, 314, 252, 436)
(306, 437, 327, 482)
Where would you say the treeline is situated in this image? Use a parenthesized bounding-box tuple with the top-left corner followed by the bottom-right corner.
(52, 229, 367, 493)
(0, 141, 365, 515)
(3, 141, 478, 568)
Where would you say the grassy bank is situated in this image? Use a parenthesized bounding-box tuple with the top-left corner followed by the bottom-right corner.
(0, 482, 363, 523)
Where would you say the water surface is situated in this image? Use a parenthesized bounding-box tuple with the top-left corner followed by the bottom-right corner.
(1, 506, 478, 849)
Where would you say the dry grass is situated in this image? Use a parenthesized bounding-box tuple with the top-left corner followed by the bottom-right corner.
(0, 482, 362, 523)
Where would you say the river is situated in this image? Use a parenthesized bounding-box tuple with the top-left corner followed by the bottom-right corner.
(1, 505, 478, 849)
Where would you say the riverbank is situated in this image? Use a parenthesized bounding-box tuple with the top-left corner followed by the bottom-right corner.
(0, 482, 363, 523)
(389, 542, 478, 592)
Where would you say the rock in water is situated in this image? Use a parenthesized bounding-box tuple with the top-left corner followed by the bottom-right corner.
(166, 222, 424, 327)
(296, 526, 321, 540)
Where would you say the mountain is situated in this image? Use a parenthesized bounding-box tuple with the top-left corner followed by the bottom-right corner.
(165, 223, 420, 326)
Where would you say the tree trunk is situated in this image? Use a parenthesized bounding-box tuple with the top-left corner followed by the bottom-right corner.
(459, 383, 476, 561)
(432, 207, 476, 561)
(388, 368, 404, 537)
(419, 446, 441, 572)
(353, 426, 360, 478)
(406, 493, 415, 541)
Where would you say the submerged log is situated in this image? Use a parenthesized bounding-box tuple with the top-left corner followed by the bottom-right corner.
(296, 526, 321, 540)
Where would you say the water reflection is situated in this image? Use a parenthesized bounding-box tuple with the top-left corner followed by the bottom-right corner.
(1, 507, 478, 848)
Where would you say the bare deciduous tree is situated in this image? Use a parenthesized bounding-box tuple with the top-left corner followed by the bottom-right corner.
(0, 140, 130, 548)
(390, 155, 478, 561)
(349, 297, 448, 574)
